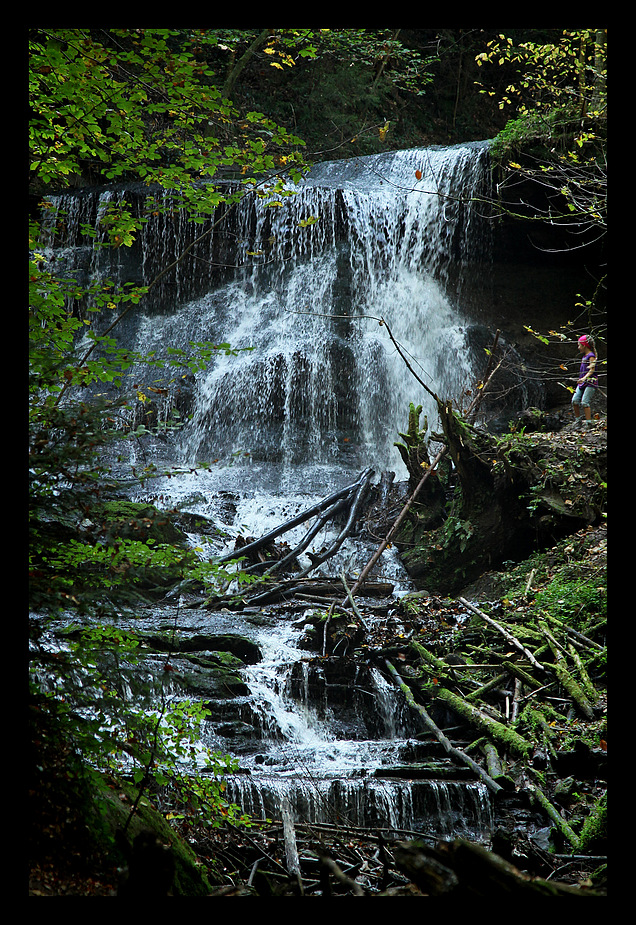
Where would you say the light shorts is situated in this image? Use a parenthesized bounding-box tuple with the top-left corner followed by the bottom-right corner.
(572, 384, 597, 408)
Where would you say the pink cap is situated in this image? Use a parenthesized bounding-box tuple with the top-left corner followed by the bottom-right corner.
(578, 335, 589, 345)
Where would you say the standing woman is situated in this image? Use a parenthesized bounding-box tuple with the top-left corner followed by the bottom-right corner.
(572, 334, 598, 427)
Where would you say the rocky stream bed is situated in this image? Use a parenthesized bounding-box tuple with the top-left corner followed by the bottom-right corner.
(28, 412, 607, 898)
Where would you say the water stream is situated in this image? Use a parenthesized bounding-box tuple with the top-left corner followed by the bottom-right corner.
(42, 141, 497, 841)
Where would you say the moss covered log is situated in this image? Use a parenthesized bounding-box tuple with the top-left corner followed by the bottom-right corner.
(432, 686, 532, 757)
(384, 660, 504, 793)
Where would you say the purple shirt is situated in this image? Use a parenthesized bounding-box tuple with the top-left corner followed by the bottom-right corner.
(579, 352, 598, 387)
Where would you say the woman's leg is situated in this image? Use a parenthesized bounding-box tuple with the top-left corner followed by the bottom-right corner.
(581, 386, 596, 421)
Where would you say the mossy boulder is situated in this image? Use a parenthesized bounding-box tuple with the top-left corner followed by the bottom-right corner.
(143, 631, 262, 665)
(167, 657, 250, 698)
(93, 777, 211, 895)
(140, 631, 262, 698)
(176, 633, 263, 664)
(29, 703, 212, 895)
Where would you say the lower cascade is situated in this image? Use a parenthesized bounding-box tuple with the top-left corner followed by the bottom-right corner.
(225, 777, 492, 839)
(192, 614, 494, 841)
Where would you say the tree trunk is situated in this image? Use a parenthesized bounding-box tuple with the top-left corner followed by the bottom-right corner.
(223, 29, 272, 100)
(432, 686, 532, 757)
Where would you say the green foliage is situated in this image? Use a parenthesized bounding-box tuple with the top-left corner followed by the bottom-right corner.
(530, 575, 606, 627)
(476, 30, 606, 247)
(475, 30, 606, 121)
(29, 28, 313, 833)
(316, 29, 435, 97)
(489, 108, 572, 161)
(30, 621, 248, 829)
(441, 515, 475, 554)
(224, 29, 436, 156)
(29, 30, 308, 409)
(394, 402, 427, 471)
(29, 28, 308, 196)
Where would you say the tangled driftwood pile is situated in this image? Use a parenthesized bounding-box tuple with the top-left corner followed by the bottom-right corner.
(175, 515, 607, 896)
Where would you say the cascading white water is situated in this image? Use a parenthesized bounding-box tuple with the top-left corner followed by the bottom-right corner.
(41, 142, 491, 487)
(206, 617, 493, 839)
(181, 144, 494, 838)
(168, 141, 491, 484)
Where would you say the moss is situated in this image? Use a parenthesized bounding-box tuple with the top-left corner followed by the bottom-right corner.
(531, 576, 607, 626)
(434, 686, 532, 757)
(93, 777, 211, 895)
(577, 791, 607, 852)
(189, 649, 245, 670)
(29, 704, 212, 894)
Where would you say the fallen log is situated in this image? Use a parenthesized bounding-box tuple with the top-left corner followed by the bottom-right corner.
(465, 671, 509, 703)
(543, 611, 606, 653)
(293, 468, 374, 579)
(296, 577, 394, 594)
(395, 837, 604, 895)
(408, 639, 481, 693)
(409, 639, 452, 676)
(501, 659, 544, 691)
(261, 494, 351, 576)
(511, 677, 523, 723)
(527, 781, 580, 848)
(405, 639, 532, 755)
(247, 578, 394, 607)
(341, 570, 369, 630)
(384, 659, 503, 794)
(480, 742, 515, 792)
(538, 621, 596, 720)
(432, 686, 532, 757)
(216, 469, 373, 565)
(567, 642, 599, 704)
(317, 854, 365, 896)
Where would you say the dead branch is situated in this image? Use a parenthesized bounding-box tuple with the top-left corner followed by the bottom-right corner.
(217, 475, 368, 565)
(292, 468, 374, 579)
(458, 597, 546, 673)
(346, 446, 448, 602)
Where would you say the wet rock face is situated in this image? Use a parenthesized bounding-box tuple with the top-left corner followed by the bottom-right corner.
(141, 631, 262, 664)
(124, 632, 263, 702)
(174, 634, 263, 664)
(286, 658, 407, 740)
(168, 657, 250, 699)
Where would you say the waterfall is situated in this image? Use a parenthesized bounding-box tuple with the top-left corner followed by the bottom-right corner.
(174, 142, 492, 479)
(224, 774, 492, 838)
(39, 142, 497, 843)
(42, 140, 492, 485)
